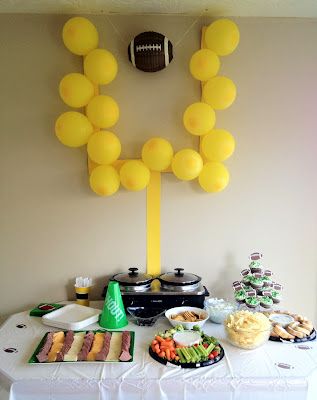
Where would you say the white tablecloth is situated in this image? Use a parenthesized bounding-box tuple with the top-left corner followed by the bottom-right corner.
(0, 308, 316, 400)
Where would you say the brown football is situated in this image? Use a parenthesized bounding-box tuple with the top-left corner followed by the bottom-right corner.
(128, 31, 173, 72)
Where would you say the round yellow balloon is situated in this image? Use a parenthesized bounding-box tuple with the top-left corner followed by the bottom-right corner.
(172, 149, 203, 181)
(120, 160, 150, 191)
(55, 111, 93, 147)
(89, 165, 120, 196)
(201, 129, 235, 162)
(202, 76, 236, 110)
(84, 49, 118, 85)
(59, 73, 94, 108)
(205, 19, 240, 56)
(183, 102, 216, 136)
(199, 162, 229, 193)
(189, 49, 220, 81)
(87, 131, 121, 165)
(86, 95, 119, 128)
(62, 17, 98, 56)
(142, 138, 174, 171)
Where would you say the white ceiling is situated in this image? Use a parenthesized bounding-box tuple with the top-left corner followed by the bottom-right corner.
(1, 0, 317, 17)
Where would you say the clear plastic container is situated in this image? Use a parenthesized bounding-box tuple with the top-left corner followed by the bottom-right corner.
(204, 298, 237, 324)
(127, 307, 166, 326)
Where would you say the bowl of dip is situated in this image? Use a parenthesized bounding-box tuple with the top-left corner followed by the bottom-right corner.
(269, 313, 295, 327)
(205, 298, 237, 324)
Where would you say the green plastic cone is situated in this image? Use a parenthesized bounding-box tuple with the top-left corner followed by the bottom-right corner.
(99, 281, 128, 329)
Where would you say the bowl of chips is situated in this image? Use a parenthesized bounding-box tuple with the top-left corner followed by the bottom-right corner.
(165, 306, 209, 329)
(224, 310, 272, 349)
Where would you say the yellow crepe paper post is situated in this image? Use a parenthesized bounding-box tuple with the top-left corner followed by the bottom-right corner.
(147, 171, 161, 276)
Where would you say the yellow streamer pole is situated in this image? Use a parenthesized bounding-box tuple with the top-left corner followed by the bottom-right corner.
(146, 171, 161, 276)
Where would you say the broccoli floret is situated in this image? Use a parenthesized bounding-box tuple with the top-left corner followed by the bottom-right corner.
(192, 325, 201, 332)
(175, 324, 184, 331)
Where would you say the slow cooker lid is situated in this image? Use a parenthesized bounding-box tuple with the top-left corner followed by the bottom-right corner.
(159, 268, 201, 286)
(112, 268, 153, 286)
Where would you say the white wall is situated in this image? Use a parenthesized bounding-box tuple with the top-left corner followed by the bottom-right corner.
(0, 15, 317, 324)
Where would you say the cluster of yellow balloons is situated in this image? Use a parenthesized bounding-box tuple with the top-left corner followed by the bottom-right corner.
(180, 18, 239, 192)
(55, 17, 239, 196)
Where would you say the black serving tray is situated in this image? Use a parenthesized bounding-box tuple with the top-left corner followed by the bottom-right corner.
(269, 328, 316, 343)
(149, 344, 225, 369)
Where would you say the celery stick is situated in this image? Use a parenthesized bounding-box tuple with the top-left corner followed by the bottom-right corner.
(198, 344, 208, 357)
(206, 343, 215, 354)
(187, 347, 198, 362)
(192, 346, 202, 361)
(181, 348, 191, 362)
(176, 348, 186, 363)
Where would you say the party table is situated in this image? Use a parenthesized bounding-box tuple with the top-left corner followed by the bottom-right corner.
(0, 305, 317, 400)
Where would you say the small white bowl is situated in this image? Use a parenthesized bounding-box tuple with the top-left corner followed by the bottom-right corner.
(165, 306, 209, 330)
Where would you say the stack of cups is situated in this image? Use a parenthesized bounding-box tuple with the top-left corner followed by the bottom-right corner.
(99, 281, 128, 329)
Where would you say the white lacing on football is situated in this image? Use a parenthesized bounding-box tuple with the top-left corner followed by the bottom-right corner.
(136, 44, 162, 52)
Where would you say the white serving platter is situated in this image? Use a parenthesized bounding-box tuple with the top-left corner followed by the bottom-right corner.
(42, 304, 101, 330)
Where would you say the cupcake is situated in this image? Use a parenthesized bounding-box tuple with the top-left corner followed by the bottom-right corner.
(242, 284, 252, 292)
(249, 276, 264, 289)
(271, 290, 281, 304)
(249, 260, 263, 274)
(260, 296, 273, 309)
(245, 297, 260, 309)
(240, 268, 251, 277)
(242, 275, 252, 285)
(234, 290, 246, 304)
(264, 269, 273, 277)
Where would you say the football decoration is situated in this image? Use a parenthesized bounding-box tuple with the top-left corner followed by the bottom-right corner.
(128, 31, 173, 72)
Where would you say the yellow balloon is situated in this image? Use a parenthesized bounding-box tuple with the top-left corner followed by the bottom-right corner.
(142, 138, 173, 171)
(205, 19, 240, 56)
(86, 95, 119, 128)
(59, 73, 94, 108)
(201, 129, 235, 162)
(87, 131, 121, 165)
(189, 49, 220, 81)
(183, 102, 216, 136)
(62, 17, 98, 56)
(199, 162, 229, 193)
(89, 165, 120, 196)
(120, 160, 150, 191)
(202, 76, 236, 110)
(84, 49, 118, 85)
(172, 149, 203, 181)
(55, 111, 93, 147)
